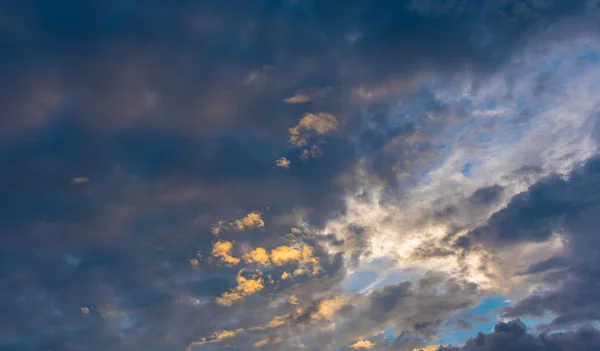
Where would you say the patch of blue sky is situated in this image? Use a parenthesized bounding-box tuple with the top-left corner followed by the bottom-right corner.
(577, 50, 598, 64)
(436, 297, 510, 346)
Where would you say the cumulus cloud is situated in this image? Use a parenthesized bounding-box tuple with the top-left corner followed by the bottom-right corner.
(215, 269, 265, 307)
(435, 320, 600, 351)
(212, 240, 241, 266)
(243, 247, 271, 265)
(270, 246, 302, 266)
(275, 157, 291, 168)
(211, 211, 265, 235)
(289, 113, 339, 147)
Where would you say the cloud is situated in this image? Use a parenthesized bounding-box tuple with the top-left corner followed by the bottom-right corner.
(275, 157, 291, 168)
(349, 339, 376, 349)
(435, 320, 600, 351)
(270, 246, 302, 266)
(284, 87, 333, 104)
(216, 269, 265, 307)
(253, 336, 284, 348)
(212, 240, 241, 266)
(300, 145, 324, 161)
(244, 247, 271, 265)
(71, 177, 90, 184)
(212, 211, 265, 235)
(289, 113, 339, 147)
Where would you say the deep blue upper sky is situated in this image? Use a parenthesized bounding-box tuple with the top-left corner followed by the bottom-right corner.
(1, 1, 600, 350)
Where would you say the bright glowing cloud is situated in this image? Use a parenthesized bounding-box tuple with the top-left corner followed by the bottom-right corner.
(216, 270, 265, 306)
(270, 246, 302, 266)
(212, 240, 240, 266)
(211, 212, 265, 235)
(349, 339, 376, 349)
(243, 247, 271, 265)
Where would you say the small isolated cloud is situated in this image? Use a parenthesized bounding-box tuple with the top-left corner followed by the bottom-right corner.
(189, 258, 199, 267)
(212, 240, 240, 266)
(243, 247, 271, 265)
(300, 144, 323, 161)
(253, 336, 284, 348)
(211, 211, 265, 235)
(289, 113, 339, 147)
(281, 271, 290, 280)
(216, 270, 264, 307)
(71, 177, 90, 184)
(284, 87, 333, 104)
(275, 157, 291, 168)
(349, 339, 375, 349)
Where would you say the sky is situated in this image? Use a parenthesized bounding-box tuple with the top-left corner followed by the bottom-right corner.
(1, 1, 600, 350)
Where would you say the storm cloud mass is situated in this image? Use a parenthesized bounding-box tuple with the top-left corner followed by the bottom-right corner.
(1, 0, 600, 350)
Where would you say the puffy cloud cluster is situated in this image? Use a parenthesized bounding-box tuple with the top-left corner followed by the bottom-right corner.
(215, 270, 265, 307)
(211, 212, 265, 235)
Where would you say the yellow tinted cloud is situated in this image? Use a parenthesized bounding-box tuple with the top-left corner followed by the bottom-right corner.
(253, 336, 284, 348)
(281, 271, 290, 280)
(289, 295, 299, 305)
(186, 329, 245, 350)
(212, 241, 240, 266)
(289, 113, 338, 146)
(270, 246, 302, 265)
(211, 212, 265, 235)
(350, 340, 375, 349)
(293, 268, 305, 276)
(311, 298, 344, 321)
(233, 212, 265, 231)
(412, 346, 440, 351)
(275, 157, 291, 168)
(216, 270, 265, 306)
(243, 247, 271, 265)
(213, 328, 245, 340)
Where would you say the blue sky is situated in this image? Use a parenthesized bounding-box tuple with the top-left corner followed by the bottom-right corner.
(1, 1, 600, 351)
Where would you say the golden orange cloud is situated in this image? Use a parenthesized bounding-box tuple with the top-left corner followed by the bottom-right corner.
(311, 298, 344, 321)
(252, 336, 284, 348)
(211, 212, 265, 235)
(349, 339, 376, 349)
(216, 269, 265, 306)
(270, 246, 302, 265)
(243, 247, 271, 265)
(212, 240, 240, 266)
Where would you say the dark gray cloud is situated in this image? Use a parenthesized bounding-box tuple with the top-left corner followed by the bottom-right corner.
(459, 156, 600, 327)
(436, 319, 600, 351)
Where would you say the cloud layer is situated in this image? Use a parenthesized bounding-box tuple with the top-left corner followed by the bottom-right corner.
(1, 1, 600, 350)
